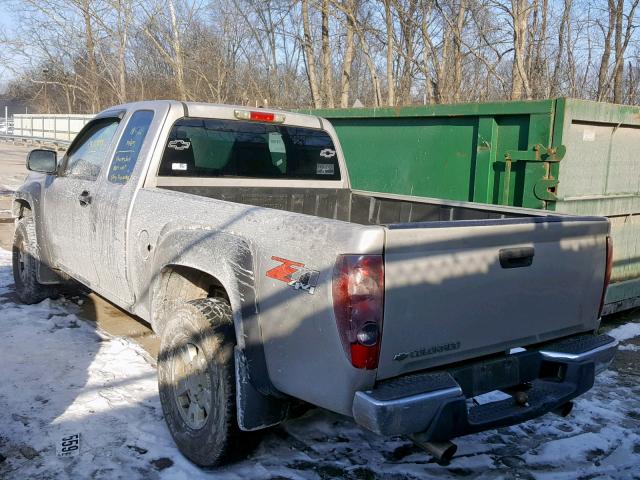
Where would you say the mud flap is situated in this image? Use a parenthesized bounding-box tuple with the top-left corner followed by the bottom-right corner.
(235, 347, 289, 431)
(37, 261, 64, 285)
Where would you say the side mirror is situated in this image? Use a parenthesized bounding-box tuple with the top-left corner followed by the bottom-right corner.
(27, 149, 57, 174)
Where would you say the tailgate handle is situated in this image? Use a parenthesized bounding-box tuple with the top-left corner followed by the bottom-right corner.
(499, 247, 534, 269)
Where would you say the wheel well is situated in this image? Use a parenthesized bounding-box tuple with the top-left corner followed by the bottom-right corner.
(13, 199, 32, 218)
(154, 265, 287, 430)
(153, 265, 230, 333)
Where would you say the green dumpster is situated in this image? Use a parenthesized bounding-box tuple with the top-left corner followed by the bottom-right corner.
(303, 98, 640, 314)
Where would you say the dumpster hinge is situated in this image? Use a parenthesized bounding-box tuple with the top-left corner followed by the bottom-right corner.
(502, 144, 565, 205)
(534, 178, 559, 201)
(504, 144, 566, 162)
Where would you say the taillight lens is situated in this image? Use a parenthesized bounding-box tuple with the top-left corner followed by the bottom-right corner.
(598, 236, 613, 317)
(332, 255, 384, 369)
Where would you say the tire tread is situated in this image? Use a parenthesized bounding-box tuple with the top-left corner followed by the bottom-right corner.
(158, 297, 249, 467)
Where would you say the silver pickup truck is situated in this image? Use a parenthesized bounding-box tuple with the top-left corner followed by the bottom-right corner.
(12, 101, 617, 466)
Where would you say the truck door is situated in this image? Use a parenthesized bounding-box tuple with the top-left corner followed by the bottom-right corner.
(92, 107, 164, 306)
(42, 116, 121, 286)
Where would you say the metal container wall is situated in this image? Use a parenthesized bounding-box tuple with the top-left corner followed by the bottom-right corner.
(304, 99, 640, 314)
(553, 100, 640, 313)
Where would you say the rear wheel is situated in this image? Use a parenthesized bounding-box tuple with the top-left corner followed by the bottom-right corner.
(12, 217, 59, 304)
(157, 297, 246, 467)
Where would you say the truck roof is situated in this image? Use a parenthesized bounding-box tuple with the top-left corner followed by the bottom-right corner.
(98, 100, 325, 130)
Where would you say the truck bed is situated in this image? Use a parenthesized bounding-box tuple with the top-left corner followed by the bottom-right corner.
(156, 184, 534, 226)
(157, 181, 608, 380)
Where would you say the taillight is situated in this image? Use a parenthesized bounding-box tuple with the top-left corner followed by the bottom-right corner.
(332, 255, 384, 369)
(234, 109, 285, 123)
(598, 236, 613, 317)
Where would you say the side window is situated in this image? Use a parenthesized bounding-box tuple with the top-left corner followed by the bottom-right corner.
(107, 110, 154, 184)
(64, 119, 120, 180)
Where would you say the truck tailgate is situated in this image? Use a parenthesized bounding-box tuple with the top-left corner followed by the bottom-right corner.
(377, 216, 609, 380)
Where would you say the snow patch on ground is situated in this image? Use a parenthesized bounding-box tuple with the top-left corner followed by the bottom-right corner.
(0, 177, 25, 194)
(619, 343, 640, 352)
(0, 247, 639, 479)
(0, 249, 200, 478)
(608, 321, 640, 342)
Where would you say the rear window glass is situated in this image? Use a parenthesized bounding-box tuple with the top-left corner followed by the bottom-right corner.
(108, 110, 154, 184)
(158, 118, 340, 180)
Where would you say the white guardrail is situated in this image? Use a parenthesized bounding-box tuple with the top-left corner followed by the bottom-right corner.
(0, 114, 94, 148)
(0, 119, 14, 135)
(13, 114, 93, 141)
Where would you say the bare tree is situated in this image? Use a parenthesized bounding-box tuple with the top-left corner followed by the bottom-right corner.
(383, 0, 395, 105)
(612, 0, 639, 102)
(339, 0, 357, 107)
(321, 0, 335, 107)
(3, 0, 640, 113)
(509, 0, 533, 99)
(452, 0, 467, 102)
(301, 0, 322, 107)
(551, 0, 572, 96)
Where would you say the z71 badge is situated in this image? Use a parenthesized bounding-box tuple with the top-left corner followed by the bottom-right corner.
(266, 256, 319, 294)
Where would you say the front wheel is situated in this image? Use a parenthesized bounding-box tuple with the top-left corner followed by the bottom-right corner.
(12, 217, 58, 304)
(157, 297, 246, 467)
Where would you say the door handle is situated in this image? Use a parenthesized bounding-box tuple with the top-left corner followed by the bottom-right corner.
(78, 190, 92, 207)
(499, 247, 534, 268)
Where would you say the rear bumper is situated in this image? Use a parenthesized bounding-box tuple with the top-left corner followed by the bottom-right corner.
(352, 333, 617, 438)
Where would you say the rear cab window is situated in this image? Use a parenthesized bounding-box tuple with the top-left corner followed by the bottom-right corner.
(108, 110, 154, 184)
(158, 118, 340, 181)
